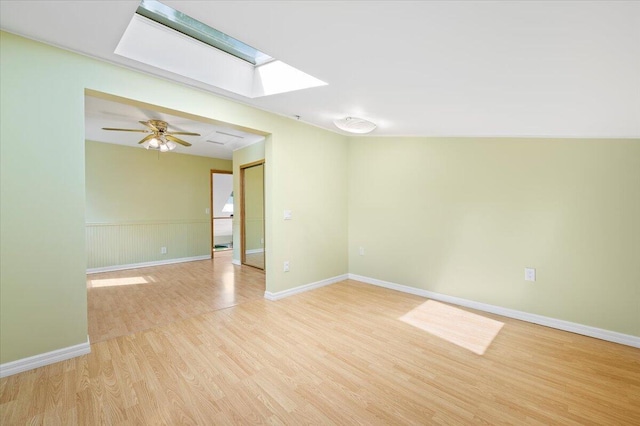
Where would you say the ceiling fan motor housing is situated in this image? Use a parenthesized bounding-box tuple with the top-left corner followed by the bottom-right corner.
(147, 120, 168, 132)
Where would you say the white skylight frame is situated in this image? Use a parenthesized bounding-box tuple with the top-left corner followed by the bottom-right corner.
(114, 0, 327, 98)
(136, 0, 273, 66)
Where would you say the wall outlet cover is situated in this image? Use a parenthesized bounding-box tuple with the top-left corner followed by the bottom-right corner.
(525, 267, 536, 282)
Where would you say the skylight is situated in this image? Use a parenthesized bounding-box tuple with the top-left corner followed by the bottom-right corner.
(114, 1, 327, 98)
(136, 0, 273, 66)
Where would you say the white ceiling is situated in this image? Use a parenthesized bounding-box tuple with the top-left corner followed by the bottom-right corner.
(2, 1, 639, 138)
(85, 95, 264, 159)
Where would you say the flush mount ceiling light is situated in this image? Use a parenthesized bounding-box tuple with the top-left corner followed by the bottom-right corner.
(333, 117, 377, 134)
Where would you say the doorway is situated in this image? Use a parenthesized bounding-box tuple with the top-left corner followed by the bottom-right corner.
(84, 90, 268, 345)
(240, 161, 265, 269)
(211, 170, 234, 256)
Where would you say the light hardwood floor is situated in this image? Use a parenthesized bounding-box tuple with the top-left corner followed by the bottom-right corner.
(2, 277, 639, 424)
(87, 251, 265, 343)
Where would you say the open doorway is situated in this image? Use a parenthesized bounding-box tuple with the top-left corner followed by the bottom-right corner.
(84, 90, 267, 343)
(211, 170, 233, 256)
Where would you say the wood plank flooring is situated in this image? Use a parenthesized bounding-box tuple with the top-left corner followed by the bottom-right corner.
(87, 251, 265, 343)
(2, 277, 639, 424)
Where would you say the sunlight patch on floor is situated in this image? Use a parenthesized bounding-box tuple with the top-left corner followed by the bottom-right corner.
(89, 276, 149, 288)
(399, 300, 504, 355)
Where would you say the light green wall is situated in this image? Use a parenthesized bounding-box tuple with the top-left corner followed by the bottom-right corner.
(348, 137, 640, 336)
(86, 140, 231, 222)
(0, 32, 349, 364)
(85, 141, 231, 268)
(267, 124, 349, 290)
(1, 37, 88, 363)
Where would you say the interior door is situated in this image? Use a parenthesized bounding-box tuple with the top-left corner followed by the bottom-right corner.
(241, 161, 265, 269)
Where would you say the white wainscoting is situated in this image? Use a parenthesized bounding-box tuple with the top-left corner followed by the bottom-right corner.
(86, 220, 210, 270)
(87, 255, 211, 274)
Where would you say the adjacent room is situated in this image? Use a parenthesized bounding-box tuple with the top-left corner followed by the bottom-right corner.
(84, 93, 267, 343)
(1, 1, 638, 424)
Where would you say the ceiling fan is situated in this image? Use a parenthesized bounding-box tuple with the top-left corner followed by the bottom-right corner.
(102, 119, 200, 152)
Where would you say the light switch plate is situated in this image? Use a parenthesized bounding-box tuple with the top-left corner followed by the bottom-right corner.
(284, 210, 292, 220)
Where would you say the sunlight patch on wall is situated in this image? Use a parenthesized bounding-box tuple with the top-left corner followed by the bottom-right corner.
(399, 300, 504, 355)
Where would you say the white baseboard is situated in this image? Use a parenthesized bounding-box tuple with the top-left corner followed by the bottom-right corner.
(87, 255, 211, 274)
(348, 274, 640, 349)
(231, 259, 241, 266)
(246, 248, 265, 254)
(0, 336, 91, 378)
(265, 274, 349, 301)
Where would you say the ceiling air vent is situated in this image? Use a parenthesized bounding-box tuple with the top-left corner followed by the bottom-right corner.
(206, 139, 226, 145)
(215, 130, 244, 139)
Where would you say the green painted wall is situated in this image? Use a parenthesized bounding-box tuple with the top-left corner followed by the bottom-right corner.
(348, 137, 640, 336)
(86, 140, 231, 222)
(0, 32, 349, 364)
(267, 124, 349, 290)
(1, 36, 88, 363)
(85, 141, 231, 268)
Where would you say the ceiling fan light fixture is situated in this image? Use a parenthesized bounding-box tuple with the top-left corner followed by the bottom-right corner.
(333, 117, 377, 134)
(102, 119, 198, 152)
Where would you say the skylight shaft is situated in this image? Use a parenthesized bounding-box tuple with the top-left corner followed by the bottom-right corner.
(137, 0, 273, 66)
(117, 1, 327, 98)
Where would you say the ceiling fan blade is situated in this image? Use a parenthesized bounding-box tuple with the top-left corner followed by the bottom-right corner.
(102, 127, 150, 133)
(138, 134, 156, 145)
(166, 131, 201, 136)
(165, 134, 192, 147)
(139, 120, 160, 132)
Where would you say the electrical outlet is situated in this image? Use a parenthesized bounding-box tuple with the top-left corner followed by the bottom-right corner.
(359, 246, 365, 256)
(283, 261, 290, 272)
(524, 267, 536, 282)
(284, 210, 292, 220)
(161, 247, 167, 255)
(205, 207, 210, 215)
